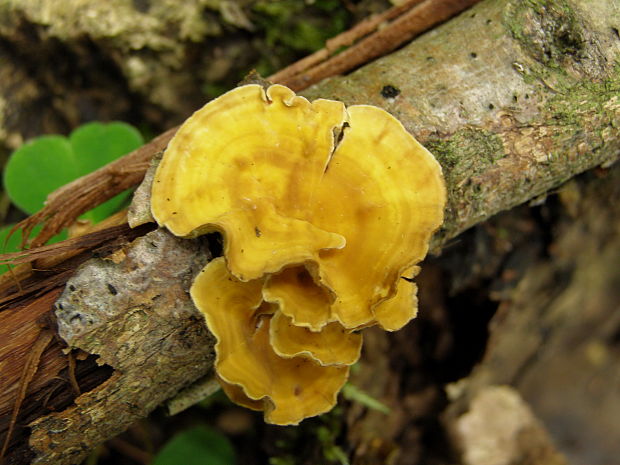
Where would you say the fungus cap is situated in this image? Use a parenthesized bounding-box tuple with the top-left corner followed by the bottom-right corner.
(373, 266, 420, 332)
(191, 258, 349, 425)
(262, 265, 332, 331)
(152, 84, 446, 330)
(269, 311, 362, 366)
(300, 104, 445, 329)
(151, 84, 347, 281)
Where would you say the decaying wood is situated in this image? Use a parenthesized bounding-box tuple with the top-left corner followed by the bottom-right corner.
(0, 0, 619, 463)
(30, 229, 213, 465)
(0, 330, 53, 460)
(0, 224, 154, 464)
(0, 224, 154, 310)
(443, 166, 620, 464)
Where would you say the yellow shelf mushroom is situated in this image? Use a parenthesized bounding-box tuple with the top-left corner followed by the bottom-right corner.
(151, 84, 446, 425)
(192, 258, 350, 425)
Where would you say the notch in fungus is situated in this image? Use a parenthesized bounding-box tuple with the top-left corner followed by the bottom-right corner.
(151, 84, 446, 425)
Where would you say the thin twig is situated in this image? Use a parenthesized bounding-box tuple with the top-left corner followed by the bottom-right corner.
(0, 224, 136, 266)
(277, 0, 481, 91)
(268, 0, 427, 83)
(67, 351, 81, 397)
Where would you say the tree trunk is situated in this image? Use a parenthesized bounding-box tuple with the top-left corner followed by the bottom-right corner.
(0, 0, 618, 464)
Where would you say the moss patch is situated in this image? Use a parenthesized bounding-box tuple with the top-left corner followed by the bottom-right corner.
(424, 128, 507, 242)
(425, 128, 506, 181)
(503, 0, 586, 92)
(505, 0, 583, 67)
(544, 62, 620, 129)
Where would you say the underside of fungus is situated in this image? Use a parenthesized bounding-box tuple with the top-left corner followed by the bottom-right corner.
(151, 84, 446, 425)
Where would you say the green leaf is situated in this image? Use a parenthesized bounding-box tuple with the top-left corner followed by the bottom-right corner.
(3, 122, 143, 222)
(341, 383, 391, 415)
(70, 122, 143, 222)
(3, 136, 75, 215)
(69, 122, 142, 176)
(152, 425, 235, 465)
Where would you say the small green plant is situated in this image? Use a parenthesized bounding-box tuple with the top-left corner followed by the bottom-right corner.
(251, 0, 350, 75)
(4, 121, 143, 221)
(1, 121, 143, 273)
(151, 425, 235, 465)
(341, 383, 391, 415)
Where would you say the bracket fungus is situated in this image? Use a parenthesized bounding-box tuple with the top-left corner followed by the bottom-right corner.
(151, 84, 446, 425)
